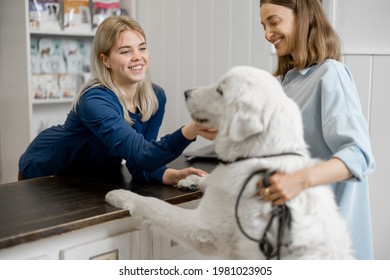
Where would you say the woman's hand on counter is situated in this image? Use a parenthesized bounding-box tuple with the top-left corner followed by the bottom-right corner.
(163, 167, 208, 186)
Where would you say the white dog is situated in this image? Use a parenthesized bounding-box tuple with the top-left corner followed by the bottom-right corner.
(106, 66, 354, 259)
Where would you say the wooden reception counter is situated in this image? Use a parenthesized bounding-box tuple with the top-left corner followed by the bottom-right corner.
(0, 156, 217, 259)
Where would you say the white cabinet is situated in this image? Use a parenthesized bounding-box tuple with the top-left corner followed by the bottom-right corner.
(149, 199, 217, 260)
(151, 228, 215, 260)
(0, 199, 208, 260)
(150, 200, 200, 260)
(0, 217, 141, 260)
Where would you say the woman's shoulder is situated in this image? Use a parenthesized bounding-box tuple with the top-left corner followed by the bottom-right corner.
(81, 85, 119, 103)
(83, 85, 113, 96)
(318, 59, 350, 74)
(152, 83, 167, 102)
(77, 85, 123, 114)
(311, 59, 353, 83)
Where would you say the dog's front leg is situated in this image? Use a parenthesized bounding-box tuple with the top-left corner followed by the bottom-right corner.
(105, 189, 216, 255)
(177, 174, 207, 192)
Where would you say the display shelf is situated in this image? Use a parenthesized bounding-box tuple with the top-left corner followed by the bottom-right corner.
(32, 98, 73, 105)
(30, 29, 95, 37)
(29, 31, 93, 138)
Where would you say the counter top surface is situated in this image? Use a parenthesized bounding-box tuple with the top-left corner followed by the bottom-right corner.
(0, 156, 217, 249)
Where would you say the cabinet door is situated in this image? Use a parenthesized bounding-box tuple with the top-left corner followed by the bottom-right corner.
(368, 55, 390, 260)
(343, 55, 372, 122)
(152, 229, 192, 259)
(150, 199, 212, 259)
(60, 232, 131, 260)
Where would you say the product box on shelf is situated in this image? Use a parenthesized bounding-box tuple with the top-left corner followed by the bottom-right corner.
(28, 0, 62, 31)
(59, 73, 79, 98)
(31, 37, 91, 101)
(63, 39, 92, 73)
(63, 0, 91, 32)
(32, 73, 81, 100)
(38, 37, 67, 74)
(31, 74, 60, 99)
(30, 37, 41, 74)
(90, 0, 122, 30)
(29, 0, 129, 32)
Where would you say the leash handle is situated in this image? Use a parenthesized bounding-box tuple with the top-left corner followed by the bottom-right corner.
(235, 169, 291, 260)
(235, 170, 269, 243)
(262, 170, 276, 188)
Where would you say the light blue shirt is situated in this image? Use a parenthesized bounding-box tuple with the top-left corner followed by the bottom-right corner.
(281, 59, 376, 259)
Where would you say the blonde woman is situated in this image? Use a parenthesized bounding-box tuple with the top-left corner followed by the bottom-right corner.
(19, 16, 216, 185)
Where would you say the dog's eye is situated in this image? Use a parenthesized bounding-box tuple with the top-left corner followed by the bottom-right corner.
(216, 87, 223, 96)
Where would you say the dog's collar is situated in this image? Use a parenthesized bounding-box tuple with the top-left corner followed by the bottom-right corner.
(218, 152, 303, 165)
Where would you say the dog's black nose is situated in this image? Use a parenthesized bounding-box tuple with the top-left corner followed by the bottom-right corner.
(184, 89, 193, 100)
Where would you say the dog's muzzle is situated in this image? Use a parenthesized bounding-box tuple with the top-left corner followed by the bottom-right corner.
(184, 89, 194, 100)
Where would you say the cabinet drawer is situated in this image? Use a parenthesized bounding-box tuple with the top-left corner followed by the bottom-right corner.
(60, 232, 131, 260)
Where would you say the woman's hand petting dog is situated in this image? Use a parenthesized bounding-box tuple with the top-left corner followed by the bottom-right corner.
(197, 126, 218, 140)
(181, 122, 218, 141)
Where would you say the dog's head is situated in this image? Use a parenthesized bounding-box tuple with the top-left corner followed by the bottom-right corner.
(184, 66, 307, 161)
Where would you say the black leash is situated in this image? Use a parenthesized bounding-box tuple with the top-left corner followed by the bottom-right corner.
(234, 169, 292, 260)
(219, 152, 303, 165)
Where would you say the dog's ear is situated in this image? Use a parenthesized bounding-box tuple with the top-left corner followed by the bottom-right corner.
(228, 105, 263, 142)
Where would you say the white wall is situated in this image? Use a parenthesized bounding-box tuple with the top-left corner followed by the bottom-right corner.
(134, 0, 390, 260)
(0, 23, 2, 182)
(135, 0, 270, 150)
(0, 0, 31, 184)
(333, 0, 390, 54)
(327, 0, 390, 261)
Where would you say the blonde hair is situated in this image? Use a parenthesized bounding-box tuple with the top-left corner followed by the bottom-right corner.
(72, 16, 158, 124)
(260, 0, 341, 78)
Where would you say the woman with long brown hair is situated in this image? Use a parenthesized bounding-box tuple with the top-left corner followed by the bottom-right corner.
(258, 0, 375, 259)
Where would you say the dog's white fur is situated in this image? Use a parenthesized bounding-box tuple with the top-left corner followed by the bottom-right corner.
(106, 66, 354, 259)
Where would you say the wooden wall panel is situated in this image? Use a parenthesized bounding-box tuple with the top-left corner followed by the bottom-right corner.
(369, 55, 390, 259)
(135, 0, 269, 149)
(343, 55, 373, 123)
(334, 0, 390, 54)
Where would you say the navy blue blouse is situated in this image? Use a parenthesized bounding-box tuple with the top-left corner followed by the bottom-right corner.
(19, 84, 193, 183)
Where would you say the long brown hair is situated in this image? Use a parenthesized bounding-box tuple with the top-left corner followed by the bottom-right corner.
(260, 0, 341, 78)
(73, 16, 158, 124)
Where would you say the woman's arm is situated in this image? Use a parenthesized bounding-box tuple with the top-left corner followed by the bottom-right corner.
(259, 157, 352, 206)
(78, 88, 193, 172)
(262, 62, 374, 206)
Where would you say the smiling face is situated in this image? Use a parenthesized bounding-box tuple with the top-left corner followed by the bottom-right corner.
(101, 29, 149, 88)
(260, 3, 296, 58)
